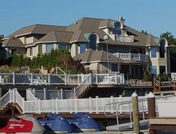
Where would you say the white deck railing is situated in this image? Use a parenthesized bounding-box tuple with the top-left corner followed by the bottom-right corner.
(116, 36, 134, 42)
(113, 53, 149, 62)
(23, 96, 134, 114)
(0, 73, 125, 86)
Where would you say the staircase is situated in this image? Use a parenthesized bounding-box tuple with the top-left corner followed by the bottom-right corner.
(153, 78, 176, 92)
(0, 89, 24, 115)
(75, 74, 91, 98)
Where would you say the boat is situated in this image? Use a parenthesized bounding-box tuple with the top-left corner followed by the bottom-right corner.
(0, 114, 45, 134)
(37, 113, 72, 134)
(67, 112, 100, 132)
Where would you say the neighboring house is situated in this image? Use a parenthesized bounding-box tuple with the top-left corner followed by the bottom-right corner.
(2, 17, 170, 79)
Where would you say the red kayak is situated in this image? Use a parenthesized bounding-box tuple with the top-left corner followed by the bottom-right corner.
(0, 115, 45, 134)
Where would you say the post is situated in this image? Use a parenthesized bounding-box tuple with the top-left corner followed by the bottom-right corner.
(119, 95, 122, 113)
(110, 96, 114, 113)
(89, 97, 92, 113)
(147, 92, 156, 134)
(131, 92, 140, 133)
(89, 73, 92, 84)
(38, 99, 41, 113)
(0, 88, 2, 98)
(13, 72, 15, 85)
(78, 74, 80, 85)
(115, 73, 117, 84)
(74, 97, 77, 113)
(55, 99, 58, 114)
(60, 88, 63, 99)
(95, 74, 98, 84)
(48, 74, 50, 85)
(73, 88, 76, 98)
(31, 73, 33, 85)
(64, 73, 67, 85)
(43, 88, 46, 100)
(95, 96, 99, 114)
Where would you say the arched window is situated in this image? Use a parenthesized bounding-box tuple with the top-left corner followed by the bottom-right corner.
(159, 39, 166, 58)
(88, 33, 97, 50)
(113, 21, 121, 36)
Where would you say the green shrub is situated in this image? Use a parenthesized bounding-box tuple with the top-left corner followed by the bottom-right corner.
(143, 70, 151, 81)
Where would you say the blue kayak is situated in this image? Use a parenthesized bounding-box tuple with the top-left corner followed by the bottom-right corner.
(37, 114, 72, 134)
(67, 112, 100, 132)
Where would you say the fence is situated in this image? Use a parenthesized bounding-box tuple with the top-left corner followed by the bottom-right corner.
(1, 89, 176, 115)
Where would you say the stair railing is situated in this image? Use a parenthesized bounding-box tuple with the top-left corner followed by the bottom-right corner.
(0, 89, 12, 108)
(13, 88, 25, 112)
(75, 74, 91, 97)
(26, 88, 38, 100)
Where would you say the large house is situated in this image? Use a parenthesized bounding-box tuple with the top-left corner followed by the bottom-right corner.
(2, 17, 171, 79)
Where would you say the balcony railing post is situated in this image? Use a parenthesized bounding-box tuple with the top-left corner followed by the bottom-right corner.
(13, 72, 15, 85)
(115, 73, 117, 84)
(89, 73, 92, 84)
(64, 73, 67, 85)
(48, 74, 50, 85)
(31, 73, 33, 85)
(73, 88, 76, 98)
(60, 88, 63, 99)
(77, 74, 80, 85)
(95, 74, 98, 84)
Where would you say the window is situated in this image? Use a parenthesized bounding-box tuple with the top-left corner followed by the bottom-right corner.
(116, 47, 129, 53)
(46, 44, 54, 54)
(80, 44, 87, 53)
(159, 39, 165, 58)
(59, 43, 67, 49)
(151, 48, 157, 58)
(38, 45, 42, 55)
(88, 34, 97, 50)
(151, 66, 157, 75)
(108, 46, 117, 53)
(159, 66, 165, 75)
(111, 64, 118, 72)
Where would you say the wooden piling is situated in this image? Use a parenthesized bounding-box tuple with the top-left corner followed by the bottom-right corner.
(147, 92, 156, 134)
(132, 92, 140, 133)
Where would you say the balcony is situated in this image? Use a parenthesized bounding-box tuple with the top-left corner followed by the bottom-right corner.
(113, 53, 149, 62)
(116, 36, 134, 42)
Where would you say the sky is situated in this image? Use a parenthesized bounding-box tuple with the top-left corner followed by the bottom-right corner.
(0, 0, 176, 37)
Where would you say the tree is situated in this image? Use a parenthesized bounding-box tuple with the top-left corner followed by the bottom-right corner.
(0, 35, 4, 44)
(10, 49, 85, 74)
(160, 32, 176, 45)
(141, 30, 149, 35)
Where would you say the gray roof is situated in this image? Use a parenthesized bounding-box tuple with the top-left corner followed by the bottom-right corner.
(3, 17, 160, 48)
(2, 37, 24, 48)
(39, 31, 73, 43)
(74, 49, 123, 63)
(8, 24, 66, 37)
(66, 17, 109, 42)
